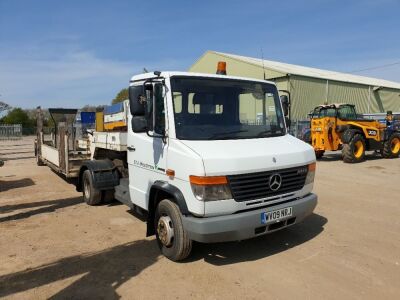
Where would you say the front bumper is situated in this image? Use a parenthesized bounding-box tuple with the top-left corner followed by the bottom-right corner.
(182, 193, 317, 243)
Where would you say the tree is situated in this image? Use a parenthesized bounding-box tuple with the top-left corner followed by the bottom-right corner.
(81, 105, 105, 112)
(0, 101, 11, 113)
(112, 88, 128, 104)
(0, 108, 35, 128)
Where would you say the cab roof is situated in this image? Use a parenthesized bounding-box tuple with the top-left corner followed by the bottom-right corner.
(129, 71, 276, 86)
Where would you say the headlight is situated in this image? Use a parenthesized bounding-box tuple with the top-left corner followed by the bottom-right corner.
(305, 162, 316, 185)
(189, 175, 232, 201)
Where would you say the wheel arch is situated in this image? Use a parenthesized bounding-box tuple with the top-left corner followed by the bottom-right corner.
(76, 159, 119, 192)
(146, 181, 189, 237)
(341, 127, 364, 144)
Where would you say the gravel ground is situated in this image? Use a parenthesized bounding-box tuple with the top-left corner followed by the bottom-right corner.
(0, 136, 399, 299)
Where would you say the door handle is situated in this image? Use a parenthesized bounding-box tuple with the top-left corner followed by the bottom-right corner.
(127, 146, 136, 151)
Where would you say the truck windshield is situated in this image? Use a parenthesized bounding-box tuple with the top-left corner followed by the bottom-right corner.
(170, 77, 285, 140)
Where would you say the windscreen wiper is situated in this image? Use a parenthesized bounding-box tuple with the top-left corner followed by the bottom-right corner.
(207, 129, 249, 140)
(257, 129, 283, 137)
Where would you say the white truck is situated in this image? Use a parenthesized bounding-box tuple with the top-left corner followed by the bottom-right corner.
(37, 68, 318, 261)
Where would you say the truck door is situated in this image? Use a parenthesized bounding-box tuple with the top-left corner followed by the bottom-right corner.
(127, 82, 168, 209)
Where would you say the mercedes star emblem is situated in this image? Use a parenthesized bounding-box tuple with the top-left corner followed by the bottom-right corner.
(269, 173, 282, 191)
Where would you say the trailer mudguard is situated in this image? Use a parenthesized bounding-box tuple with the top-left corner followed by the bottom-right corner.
(76, 159, 119, 192)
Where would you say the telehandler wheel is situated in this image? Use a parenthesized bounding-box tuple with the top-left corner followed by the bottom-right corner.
(315, 150, 325, 159)
(342, 133, 366, 163)
(155, 199, 192, 261)
(382, 132, 400, 158)
(82, 170, 102, 205)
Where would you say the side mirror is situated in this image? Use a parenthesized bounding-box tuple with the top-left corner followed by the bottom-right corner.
(131, 116, 147, 133)
(280, 95, 289, 117)
(129, 85, 145, 116)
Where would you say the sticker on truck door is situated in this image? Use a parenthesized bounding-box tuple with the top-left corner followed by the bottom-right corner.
(261, 207, 292, 224)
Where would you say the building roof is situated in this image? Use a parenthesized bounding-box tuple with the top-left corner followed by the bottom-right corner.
(210, 51, 400, 90)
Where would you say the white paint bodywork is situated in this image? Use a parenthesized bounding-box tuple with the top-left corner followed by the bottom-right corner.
(125, 72, 315, 217)
(41, 144, 59, 166)
(90, 131, 127, 157)
(92, 72, 316, 218)
(180, 135, 314, 176)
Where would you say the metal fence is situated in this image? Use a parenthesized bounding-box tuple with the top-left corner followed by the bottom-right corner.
(0, 124, 23, 140)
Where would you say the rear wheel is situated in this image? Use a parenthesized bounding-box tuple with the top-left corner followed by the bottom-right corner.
(155, 199, 192, 261)
(315, 150, 325, 159)
(82, 170, 102, 205)
(102, 189, 115, 203)
(342, 133, 365, 163)
(382, 133, 400, 158)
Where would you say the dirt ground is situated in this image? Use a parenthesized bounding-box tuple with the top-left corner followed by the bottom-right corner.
(0, 136, 399, 299)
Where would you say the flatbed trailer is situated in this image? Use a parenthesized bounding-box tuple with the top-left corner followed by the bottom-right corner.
(35, 108, 91, 177)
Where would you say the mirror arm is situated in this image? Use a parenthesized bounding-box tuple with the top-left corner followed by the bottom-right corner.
(146, 130, 167, 143)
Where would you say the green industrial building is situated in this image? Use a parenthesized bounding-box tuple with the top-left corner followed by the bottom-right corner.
(189, 51, 400, 120)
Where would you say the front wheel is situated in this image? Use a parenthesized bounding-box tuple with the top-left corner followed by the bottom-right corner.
(342, 133, 366, 163)
(382, 132, 400, 158)
(155, 199, 192, 261)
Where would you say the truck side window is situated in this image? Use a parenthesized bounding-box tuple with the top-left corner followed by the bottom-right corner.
(154, 84, 165, 134)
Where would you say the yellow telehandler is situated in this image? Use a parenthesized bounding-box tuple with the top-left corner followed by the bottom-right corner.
(309, 104, 400, 163)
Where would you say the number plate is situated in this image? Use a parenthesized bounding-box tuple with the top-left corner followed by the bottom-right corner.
(261, 207, 293, 224)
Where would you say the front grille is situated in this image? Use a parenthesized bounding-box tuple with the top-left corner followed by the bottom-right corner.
(227, 166, 308, 202)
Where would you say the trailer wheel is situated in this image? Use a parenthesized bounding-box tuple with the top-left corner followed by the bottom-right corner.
(102, 189, 115, 203)
(155, 199, 192, 261)
(82, 170, 102, 205)
(342, 133, 365, 163)
(382, 132, 400, 158)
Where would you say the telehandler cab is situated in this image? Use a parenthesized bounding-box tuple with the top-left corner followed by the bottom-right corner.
(309, 104, 400, 163)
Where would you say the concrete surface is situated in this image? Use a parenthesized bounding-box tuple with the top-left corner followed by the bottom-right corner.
(0, 137, 399, 299)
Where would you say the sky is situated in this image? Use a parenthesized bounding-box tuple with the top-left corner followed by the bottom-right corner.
(0, 0, 399, 109)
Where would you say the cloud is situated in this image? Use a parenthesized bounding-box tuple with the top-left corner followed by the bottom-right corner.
(0, 45, 189, 109)
(0, 50, 139, 108)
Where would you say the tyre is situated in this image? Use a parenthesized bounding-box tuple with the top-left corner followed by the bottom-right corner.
(82, 170, 102, 205)
(382, 132, 400, 158)
(155, 199, 192, 261)
(342, 133, 366, 163)
(102, 189, 115, 203)
(315, 150, 325, 159)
